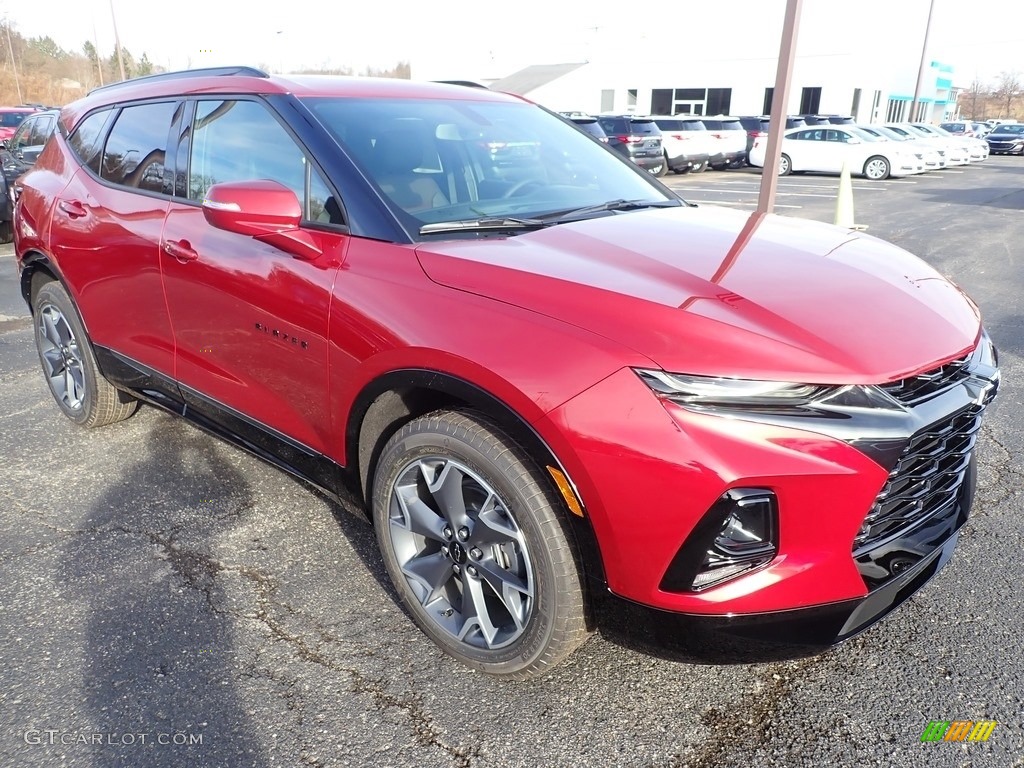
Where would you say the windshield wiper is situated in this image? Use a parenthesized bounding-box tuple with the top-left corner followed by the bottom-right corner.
(419, 216, 551, 235)
(535, 198, 682, 223)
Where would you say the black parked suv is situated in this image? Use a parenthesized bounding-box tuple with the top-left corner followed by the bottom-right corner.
(595, 115, 665, 175)
(0, 108, 59, 242)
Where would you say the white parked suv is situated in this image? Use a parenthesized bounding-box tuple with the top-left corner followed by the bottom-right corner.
(701, 116, 748, 169)
(650, 116, 713, 174)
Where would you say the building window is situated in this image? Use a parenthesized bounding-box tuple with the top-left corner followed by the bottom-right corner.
(872, 90, 883, 121)
(851, 88, 862, 118)
(706, 88, 732, 116)
(651, 89, 672, 115)
(627, 89, 638, 109)
(600, 89, 614, 112)
(886, 99, 906, 123)
(799, 87, 822, 115)
(763, 88, 774, 115)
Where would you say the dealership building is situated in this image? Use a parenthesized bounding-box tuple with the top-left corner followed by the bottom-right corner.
(487, 55, 959, 124)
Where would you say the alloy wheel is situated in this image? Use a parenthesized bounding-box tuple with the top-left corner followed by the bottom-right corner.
(37, 303, 86, 410)
(387, 456, 534, 650)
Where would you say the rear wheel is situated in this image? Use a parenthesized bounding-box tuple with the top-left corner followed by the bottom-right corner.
(32, 281, 138, 427)
(0, 221, 12, 244)
(779, 153, 792, 176)
(863, 155, 890, 180)
(653, 159, 668, 177)
(690, 160, 708, 174)
(372, 410, 590, 680)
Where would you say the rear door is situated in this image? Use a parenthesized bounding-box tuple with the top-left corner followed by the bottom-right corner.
(160, 97, 347, 456)
(50, 102, 179, 381)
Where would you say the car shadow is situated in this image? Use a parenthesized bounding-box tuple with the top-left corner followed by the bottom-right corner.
(916, 186, 1024, 210)
(58, 413, 267, 766)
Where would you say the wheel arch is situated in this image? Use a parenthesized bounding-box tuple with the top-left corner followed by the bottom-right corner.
(346, 368, 606, 584)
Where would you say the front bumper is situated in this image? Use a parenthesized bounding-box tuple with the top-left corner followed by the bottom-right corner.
(598, 522, 962, 660)
(987, 141, 1023, 154)
(540, 340, 998, 624)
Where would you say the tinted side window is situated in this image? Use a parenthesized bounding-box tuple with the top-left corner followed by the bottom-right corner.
(68, 109, 115, 173)
(188, 99, 342, 224)
(29, 116, 55, 146)
(100, 102, 176, 192)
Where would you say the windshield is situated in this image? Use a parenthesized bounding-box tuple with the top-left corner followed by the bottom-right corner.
(873, 126, 912, 141)
(995, 124, 1024, 134)
(847, 126, 883, 142)
(304, 97, 672, 232)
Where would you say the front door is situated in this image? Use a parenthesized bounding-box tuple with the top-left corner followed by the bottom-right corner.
(159, 98, 348, 459)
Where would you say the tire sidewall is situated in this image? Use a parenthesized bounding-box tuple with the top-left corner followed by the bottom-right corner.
(372, 417, 564, 674)
(33, 283, 98, 426)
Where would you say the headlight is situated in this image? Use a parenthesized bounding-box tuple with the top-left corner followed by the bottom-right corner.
(636, 369, 832, 408)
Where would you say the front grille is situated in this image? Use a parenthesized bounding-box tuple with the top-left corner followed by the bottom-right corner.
(879, 354, 971, 405)
(853, 406, 982, 552)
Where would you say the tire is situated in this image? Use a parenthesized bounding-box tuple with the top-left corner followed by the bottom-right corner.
(32, 281, 138, 427)
(372, 409, 590, 680)
(710, 163, 728, 171)
(863, 155, 890, 180)
(0, 221, 12, 245)
(653, 159, 668, 177)
(779, 154, 792, 176)
(690, 160, 708, 174)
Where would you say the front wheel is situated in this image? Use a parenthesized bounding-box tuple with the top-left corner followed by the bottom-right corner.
(863, 155, 891, 180)
(32, 281, 138, 427)
(372, 410, 590, 680)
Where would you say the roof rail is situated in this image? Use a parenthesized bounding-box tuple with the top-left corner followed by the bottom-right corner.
(88, 66, 270, 96)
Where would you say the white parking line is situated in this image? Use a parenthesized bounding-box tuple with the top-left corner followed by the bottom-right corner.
(677, 187, 844, 199)
(689, 200, 803, 209)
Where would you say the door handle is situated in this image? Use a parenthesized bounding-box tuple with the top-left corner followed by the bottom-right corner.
(57, 199, 87, 219)
(162, 239, 199, 263)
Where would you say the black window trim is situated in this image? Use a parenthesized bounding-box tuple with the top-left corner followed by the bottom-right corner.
(68, 98, 181, 203)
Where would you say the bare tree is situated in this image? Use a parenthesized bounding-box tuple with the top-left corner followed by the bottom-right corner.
(995, 71, 1021, 118)
(965, 78, 988, 120)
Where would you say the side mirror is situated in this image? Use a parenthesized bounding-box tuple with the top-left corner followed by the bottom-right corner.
(202, 179, 322, 261)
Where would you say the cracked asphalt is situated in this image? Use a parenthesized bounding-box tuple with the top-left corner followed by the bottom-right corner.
(2, 156, 1023, 767)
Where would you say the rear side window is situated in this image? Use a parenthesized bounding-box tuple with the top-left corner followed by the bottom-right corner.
(29, 116, 55, 146)
(68, 109, 115, 174)
(100, 102, 176, 193)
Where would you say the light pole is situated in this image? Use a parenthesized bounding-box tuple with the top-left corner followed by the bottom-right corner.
(909, 0, 936, 122)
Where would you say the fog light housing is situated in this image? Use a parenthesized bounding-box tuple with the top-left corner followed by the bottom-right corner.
(661, 489, 778, 592)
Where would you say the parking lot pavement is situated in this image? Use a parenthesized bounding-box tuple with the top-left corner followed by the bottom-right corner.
(2, 155, 1023, 768)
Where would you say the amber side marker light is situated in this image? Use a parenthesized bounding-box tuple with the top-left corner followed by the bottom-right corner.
(547, 466, 585, 517)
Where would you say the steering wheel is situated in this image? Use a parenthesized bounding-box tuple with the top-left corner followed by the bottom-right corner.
(502, 178, 544, 198)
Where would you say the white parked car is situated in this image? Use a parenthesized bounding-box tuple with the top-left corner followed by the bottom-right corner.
(857, 125, 944, 170)
(650, 116, 714, 173)
(885, 124, 970, 166)
(911, 123, 989, 161)
(749, 125, 925, 179)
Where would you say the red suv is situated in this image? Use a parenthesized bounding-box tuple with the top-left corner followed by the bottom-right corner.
(14, 67, 1000, 679)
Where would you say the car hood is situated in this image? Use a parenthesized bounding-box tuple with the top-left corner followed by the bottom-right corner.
(415, 206, 980, 384)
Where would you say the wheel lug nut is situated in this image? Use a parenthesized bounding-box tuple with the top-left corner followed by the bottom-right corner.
(441, 545, 449, 557)
(470, 547, 482, 560)
(452, 564, 461, 574)
(442, 526, 453, 539)
(457, 527, 470, 541)
(466, 565, 477, 577)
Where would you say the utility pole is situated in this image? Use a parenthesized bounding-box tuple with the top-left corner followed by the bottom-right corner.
(909, 0, 936, 123)
(3, 18, 22, 103)
(109, 0, 126, 81)
(92, 22, 104, 86)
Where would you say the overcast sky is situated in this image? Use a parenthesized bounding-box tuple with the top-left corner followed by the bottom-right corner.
(3, 0, 1023, 86)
